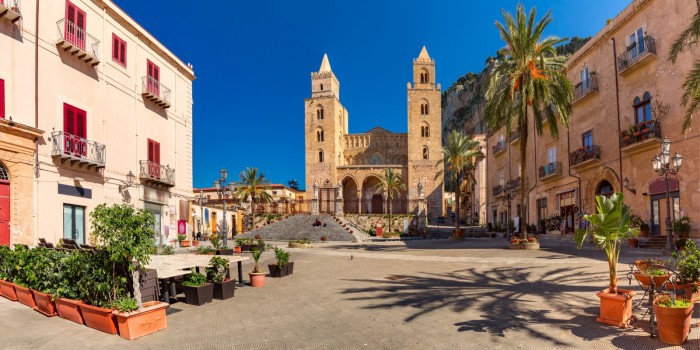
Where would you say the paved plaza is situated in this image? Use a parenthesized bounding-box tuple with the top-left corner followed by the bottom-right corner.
(1, 239, 699, 349)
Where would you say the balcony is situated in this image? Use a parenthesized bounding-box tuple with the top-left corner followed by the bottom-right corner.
(538, 162, 562, 181)
(141, 76, 172, 109)
(570, 145, 601, 170)
(492, 185, 503, 197)
(139, 160, 175, 188)
(0, 0, 21, 23)
(620, 120, 661, 155)
(509, 130, 520, 144)
(50, 131, 106, 170)
(617, 36, 656, 76)
(56, 18, 100, 66)
(506, 177, 521, 191)
(572, 76, 599, 104)
(492, 141, 506, 156)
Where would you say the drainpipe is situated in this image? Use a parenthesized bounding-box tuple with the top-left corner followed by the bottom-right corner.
(612, 38, 623, 186)
(566, 130, 583, 216)
(33, 0, 40, 246)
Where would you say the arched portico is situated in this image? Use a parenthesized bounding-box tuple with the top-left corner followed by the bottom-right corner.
(342, 176, 360, 214)
(362, 175, 384, 214)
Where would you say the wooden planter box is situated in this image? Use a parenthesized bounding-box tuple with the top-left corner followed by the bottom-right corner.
(213, 279, 236, 300)
(80, 303, 118, 334)
(0, 280, 18, 301)
(183, 283, 214, 306)
(55, 297, 84, 325)
(14, 285, 36, 309)
(32, 290, 58, 317)
(113, 301, 168, 340)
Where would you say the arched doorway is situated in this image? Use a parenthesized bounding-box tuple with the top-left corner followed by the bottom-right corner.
(596, 180, 614, 197)
(362, 176, 383, 214)
(371, 194, 384, 214)
(0, 163, 9, 246)
(342, 176, 359, 214)
(648, 178, 680, 236)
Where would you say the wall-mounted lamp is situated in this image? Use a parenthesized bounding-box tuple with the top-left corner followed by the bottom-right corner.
(118, 171, 137, 193)
(623, 177, 636, 195)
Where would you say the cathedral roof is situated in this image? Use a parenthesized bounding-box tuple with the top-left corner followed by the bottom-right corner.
(319, 54, 332, 73)
(417, 45, 431, 61)
(366, 126, 393, 134)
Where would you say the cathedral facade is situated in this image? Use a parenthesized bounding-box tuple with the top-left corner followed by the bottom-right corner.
(304, 47, 443, 219)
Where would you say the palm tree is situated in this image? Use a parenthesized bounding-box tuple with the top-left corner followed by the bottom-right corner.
(435, 130, 484, 234)
(234, 168, 273, 224)
(484, 5, 573, 234)
(669, 8, 700, 133)
(288, 179, 299, 190)
(373, 168, 407, 233)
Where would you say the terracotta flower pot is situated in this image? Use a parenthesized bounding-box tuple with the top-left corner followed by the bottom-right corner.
(179, 240, 191, 248)
(666, 283, 700, 303)
(32, 290, 58, 317)
(249, 272, 266, 287)
(234, 246, 242, 253)
(633, 272, 670, 289)
(14, 285, 36, 309)
(113, 301, 168, 340)
(192, 240, 200, 247)
(596, 288, 635, 328)
(80, 303, 118, 334)
(55, 297, 85, 325)
(654, 301, 694, 345)
(634, 259, 663, 271)
(0, 280, 18, 301)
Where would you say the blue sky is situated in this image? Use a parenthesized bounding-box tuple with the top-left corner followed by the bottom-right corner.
(114, 0, 630, 189)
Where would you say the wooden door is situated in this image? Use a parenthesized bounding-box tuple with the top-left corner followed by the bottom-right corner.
(65, 1, 86, 50)
(147, 60, 160, 96)
(0, 181, 10, 246)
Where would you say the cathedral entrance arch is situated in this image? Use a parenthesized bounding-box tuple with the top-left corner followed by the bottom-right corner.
(342, 176, 359, 214)
(362, 175, 383, 214)
(318, 179, 337, 214)
(371, 194, 384, 215)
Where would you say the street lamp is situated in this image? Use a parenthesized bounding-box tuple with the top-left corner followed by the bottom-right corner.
(194, 190, 208, 240)
(504, 181, 517, 240)
(213, 167, 235, 247)
(651, 137, 682, 252)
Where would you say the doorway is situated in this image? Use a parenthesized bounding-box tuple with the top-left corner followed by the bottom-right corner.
(650, 193, 679, 236)
(145, 202, 162, 245)
(371, 194, 384, 214)
(63, 204, 85, 245)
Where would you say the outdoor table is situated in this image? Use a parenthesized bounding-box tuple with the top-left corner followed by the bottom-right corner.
(158, 269, 191, 304)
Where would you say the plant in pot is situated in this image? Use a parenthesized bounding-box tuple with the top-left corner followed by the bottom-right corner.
(233, 238, 243, 254)
(54, 250, 87, 324)
(670, 241, 700, 302)
(11, 244, 38, 309)
(653, 293, 694, 345)
(673, 216, 692, 239)
(0, 245, 18, 301)
(29, 247, 64, 317)
(627, 214, 643, 247)
(192, 238, 200, 248)
(633, 266, 671, 289)
(178, 234, 191, 248)
(182, 270, 213, 306)
(207, 256, 235, 300)
(268, 247, 293, 278)
(575, 192, 639, 328)
(112, 295, 168, 340)
(249, 248, 266, 287)
(212, 233, 233, 255)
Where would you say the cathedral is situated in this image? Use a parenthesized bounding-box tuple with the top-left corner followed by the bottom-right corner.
(304, 46, 443, 219)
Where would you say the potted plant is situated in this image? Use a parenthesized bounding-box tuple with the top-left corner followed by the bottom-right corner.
(112, 296, 168, 340)
(195, 246, 215, 255)
(212, 234, 233, 255)
(673, 216, 692, 239)
(632, 267, 670, 289)
(639, 222, 650, 238)
(178, 234, 191, 247)
(192, 239, 200, 248)
(54, 250, 86, 325)
(12, 245, 37, 309)
(0, 245, 18, 301)
(675, 238, 691, 251)
(269, 247, 293, 278)
(249, 248, 266, 287)
(182, 270, 213, 306)
(30, 248, 63, 317)
(575, 193, 639, 328)
(670, 241, 700, 302)
(207, 256, 235, 300)
(653, 293, 694, 345)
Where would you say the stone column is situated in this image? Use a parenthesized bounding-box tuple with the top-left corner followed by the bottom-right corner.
(357, 190, 363, 214)
(311, 181, 319, 215)
(335, 182, 344, 217)
(417, 181, 427, 229)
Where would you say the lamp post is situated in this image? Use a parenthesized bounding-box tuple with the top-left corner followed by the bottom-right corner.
(504, 182, 517, 240)
(195, 190, 208, 240)
(651, 137, 682, 252)
(214, 168, 235, 248)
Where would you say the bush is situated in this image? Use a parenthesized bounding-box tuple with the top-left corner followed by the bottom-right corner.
(207, 256, 229, 283)
(273, 247, 289, 267)
(183, 270, 207, 287)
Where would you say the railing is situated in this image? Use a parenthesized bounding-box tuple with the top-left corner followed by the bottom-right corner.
(617, 36, 656, 72)
(492, 141, 506, 155)
(573, 76, 599, 102)
(538, 162, 562, 179)
(51, 131, 106, 167)
(56, 18, 100, 60)
(492, 185, 503, 197)
(509, 130, 520, 142)
(139, 160, 175, 186)
(570, 145, 601, 166)
(0, 0, 21, 13)
(620, 120, 662, 148)
(507, 177, 521, 189)
(141, 76, 171, 103)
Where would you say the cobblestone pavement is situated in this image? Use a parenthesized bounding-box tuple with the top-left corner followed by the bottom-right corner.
(1, 239, 699, 349)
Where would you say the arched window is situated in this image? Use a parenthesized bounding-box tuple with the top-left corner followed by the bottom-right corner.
(596, 180, 614, 198)
(420, 101, 429, 115)
(320, 84, 324, 91)
(317, 105, 324, 120)
(316, 129, 324, 142)
(318, 150, 324, 163)
(0, 162, 8, 181)
(421, 123, 430, 138)
(422, 146, 429, 160)
(371, 153, 383, 165)
(420, 69, 429, 83)
(633, 92, 652, 124)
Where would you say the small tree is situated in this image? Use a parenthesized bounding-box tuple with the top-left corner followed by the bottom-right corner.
(374, 168, 407, 233)
(575, 193, 639, 293)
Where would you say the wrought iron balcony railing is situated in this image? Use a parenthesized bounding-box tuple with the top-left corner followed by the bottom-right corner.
(56, 18, 100, 65)
(139, 160, 175, 187)
(507, 177, 521, 190)
(538, 162, 562, 180)
(141, 76, 172, 108)
(617, 36, 656, 73)
(570, 145, 601, 167)
(51, 131, 106, 168)
(509, 130, 520, 143)
(492, 141, 506, 155)
(620, 120, 662, 148)
(0, 0, 22, 23)
(492, 185, 503, 197)
(573, 76, 599, 103)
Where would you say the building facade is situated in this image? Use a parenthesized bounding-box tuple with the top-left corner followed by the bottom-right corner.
(0, 0, 195, 246)
(304, 47, 443, 220)
(486, 0, 699, 236)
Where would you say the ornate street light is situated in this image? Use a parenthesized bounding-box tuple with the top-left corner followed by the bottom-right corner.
(213, 167, 235, 247)
(651, 138, 682, 252)
(194, 190, 208, 240)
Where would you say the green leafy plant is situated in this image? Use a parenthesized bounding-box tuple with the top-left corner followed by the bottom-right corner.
(195, 246, 215, 255)
(656, 293, 692, 308)
(112, 296, 139, 313)
(575, 193, 639, 293)
(207, 256, 229, 283)
(0, 245, 15, 281)
(672, 241, 700, 287)
(76, 249, 119, 308)
(210, 234, 223, 250)
(673, 216, 692, 238)
(177, 234, 187, 242)
(273, 247, 289, 267)
(54, 251, 82, 300)
(182, 270, 207, 287)
(159, 244, 174, 255)
(250, 249, 264, 273)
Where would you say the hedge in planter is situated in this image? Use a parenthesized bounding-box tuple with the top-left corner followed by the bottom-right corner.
(0, 245, 18, 301)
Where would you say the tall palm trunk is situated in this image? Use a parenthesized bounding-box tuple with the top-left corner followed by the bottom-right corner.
(455, 176, 461, 231)
(519, 113, 528, 238)
(387, 195, 392, 232)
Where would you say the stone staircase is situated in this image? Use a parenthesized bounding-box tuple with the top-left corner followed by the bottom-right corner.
(239, 214, 357, 242)
(638, 236, 667, 249)
(335, 216, 370, 242)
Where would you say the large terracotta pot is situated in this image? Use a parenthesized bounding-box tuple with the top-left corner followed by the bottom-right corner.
(666, 283, 700, 303)
(80, 303, 118, 334)
(55, 297, 85, 325)
(0, 280, 18, 301)
(596, 288, 635, 328)
(654, 301, 694, 345)
(32, 290, 58, 317)
(180, 240, 191, 248)
(113, 301, 168, 340)
(14, 285, 36, 309)
(234, 246, 242, 253)
(634, 259, 664, 272)
(249, 272, 266, 287)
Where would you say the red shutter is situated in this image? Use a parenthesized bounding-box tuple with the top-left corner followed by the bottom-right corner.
(0, 79, 4, 119)
(66, 2, 86, 50)
(147, 60, 160, 96)
(64, 103, 75, 135)
(154, 142, 160, 164)
(120, 41, 126, 65)
(112, 34, 119, 60)
(147, 139, 154, 162)
(76, 109, 86, 138)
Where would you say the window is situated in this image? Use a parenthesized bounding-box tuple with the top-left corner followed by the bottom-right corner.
(112, 33, 126, 67)
(421, 101, 429, 115)
(147, 139, 161, 178)
(629, 27, 646, 56)
(63, 204, 85, 245)
(63, 103, 87, 157)
(422, 146, 429, 160)
(320, 84, 324, 91)
(579, 66, 590, 89)
(596, 180, 613, 197)
(65, 1, 86, 50)
(536, 198, 548, 226)
(498, 172, 504, 186)
(547, 147, 556, 164)
(272, 191, 277, 195)
(582, 131, 593, 149)
(318, 150, 324, 163)
(421, 123, 429, 137)
(0, 78, 4, 119)
(634, 92, 652, 124)
(317, 105, 324, 120)
(147, 59, 160, 96)
(420, 69, 429, 83)
(316, 129, 324, 142)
